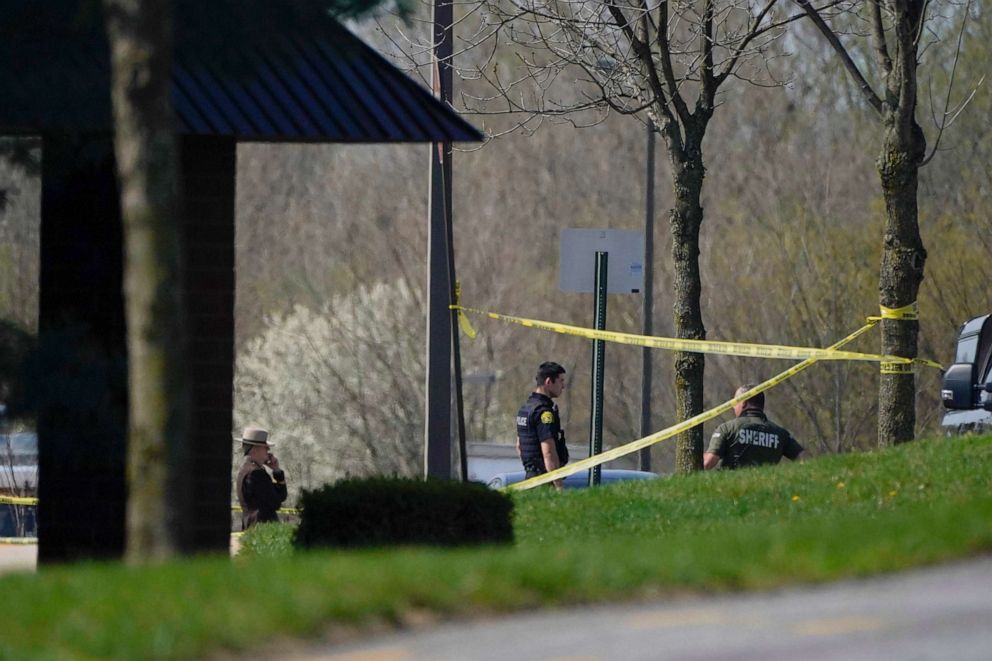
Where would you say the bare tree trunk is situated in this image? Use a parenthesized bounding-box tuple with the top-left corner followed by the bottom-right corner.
(669, 133, 707, 472)
(876, 123, 926, 446)
(794, 0, 930, 447)
(876, 0, 927, 447)
(104, 0, 190, 562)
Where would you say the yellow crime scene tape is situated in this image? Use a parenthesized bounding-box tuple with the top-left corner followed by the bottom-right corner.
(0, 537, 38, 544)
(501, 318, 883, 491)
(878, 302, 919, 320)
(449, 296, 941, 492)
(450, 305, 942, 369)
(874, 302, 925, 373)
(0, 496, 37, 506)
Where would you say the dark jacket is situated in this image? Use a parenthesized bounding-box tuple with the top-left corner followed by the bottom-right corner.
(236, 458, 287, 529)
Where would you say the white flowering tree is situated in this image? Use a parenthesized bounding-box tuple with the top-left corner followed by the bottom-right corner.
(234, 280, 426, 499)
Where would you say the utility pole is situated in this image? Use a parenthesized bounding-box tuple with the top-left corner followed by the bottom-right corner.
(425, 0, 463, 479)
(639, 121, 656, 471)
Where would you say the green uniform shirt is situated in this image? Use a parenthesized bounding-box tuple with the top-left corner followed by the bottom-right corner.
(707, 409, 803, 469)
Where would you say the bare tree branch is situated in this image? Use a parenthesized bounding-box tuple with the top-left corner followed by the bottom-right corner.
(792, 0, 884, 115)
(868, 0, 892, 74)
(655, 0, 692, 128)
(699, 0, 717, 111)
(921, 0, 982, 167)
(716, 0, 780, 85)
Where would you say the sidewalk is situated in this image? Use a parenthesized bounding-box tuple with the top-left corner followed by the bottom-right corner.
(0, 542, 36, 573)
(0, 536, 241, 574)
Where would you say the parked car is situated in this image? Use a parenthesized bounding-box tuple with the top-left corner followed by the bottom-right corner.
(487, 468, 659, 490)
(940, 314, 992, 434)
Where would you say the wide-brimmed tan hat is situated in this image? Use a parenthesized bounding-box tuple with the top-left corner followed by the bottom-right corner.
(240, 426, 273, 447)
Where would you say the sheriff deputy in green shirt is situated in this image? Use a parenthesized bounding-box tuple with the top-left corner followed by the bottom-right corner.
(704, 384, 804, 470)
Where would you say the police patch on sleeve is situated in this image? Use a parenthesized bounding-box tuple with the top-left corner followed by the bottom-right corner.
(540, 411, 555, 424)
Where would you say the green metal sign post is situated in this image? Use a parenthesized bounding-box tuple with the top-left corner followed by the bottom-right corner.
(588, 251, 608, 486)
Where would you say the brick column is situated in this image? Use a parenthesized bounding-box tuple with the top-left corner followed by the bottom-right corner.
(37, 134, 127, 563)
(180, 136, 236, 553)
(36, 134, 237, 562)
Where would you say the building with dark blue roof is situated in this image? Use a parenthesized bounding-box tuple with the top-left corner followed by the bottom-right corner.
(0, 0, 480, 562)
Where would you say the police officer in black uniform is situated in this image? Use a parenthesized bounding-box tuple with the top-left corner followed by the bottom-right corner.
(704, 384, 804, 470)
(516, 361, 569, 489)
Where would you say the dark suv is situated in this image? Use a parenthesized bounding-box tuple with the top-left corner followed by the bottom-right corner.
(940, 314, 992, 434)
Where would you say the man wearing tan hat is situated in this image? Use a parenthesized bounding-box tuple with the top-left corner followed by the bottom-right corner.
(236, 426, 288, 529)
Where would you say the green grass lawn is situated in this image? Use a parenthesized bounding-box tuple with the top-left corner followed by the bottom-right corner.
(2, 435, 990, 660)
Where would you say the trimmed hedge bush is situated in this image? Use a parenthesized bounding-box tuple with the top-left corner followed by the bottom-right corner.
(295, 477, 514, 548)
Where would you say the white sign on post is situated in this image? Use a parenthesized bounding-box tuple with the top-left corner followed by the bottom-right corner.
(559, 228, 645, 294)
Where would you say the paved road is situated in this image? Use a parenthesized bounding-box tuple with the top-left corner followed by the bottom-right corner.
(3, 545, 988, 659)
(306, 556, 992, 661)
